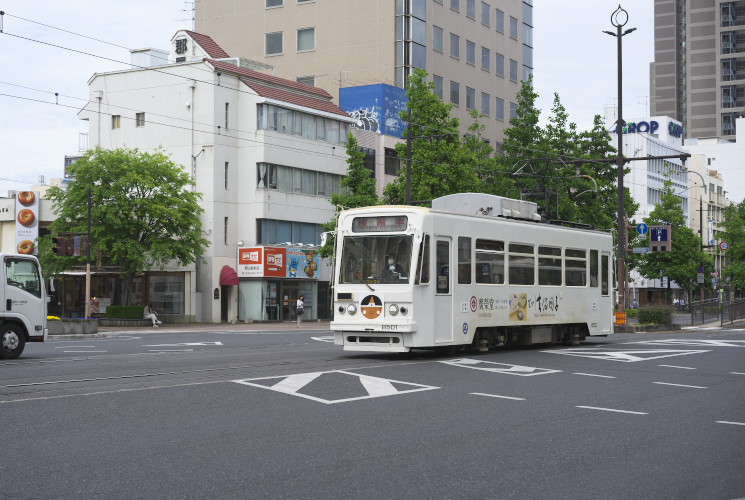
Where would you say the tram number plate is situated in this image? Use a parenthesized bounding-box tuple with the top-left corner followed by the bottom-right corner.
(382, 325, 398, 331)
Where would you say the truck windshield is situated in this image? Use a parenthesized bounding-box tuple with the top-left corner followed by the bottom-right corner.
(5, 258, 42, 298)
(340, 235, 413, 284)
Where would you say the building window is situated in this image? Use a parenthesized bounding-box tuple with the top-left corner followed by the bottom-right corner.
(481, 46, 490, 71)
(112, 115, 121, 129)
(225, 103, 229, 130)
(450, 0, 459, 12)
(265, 32, 283, 55)
(297, 27, 315, 52)
(385, 148, 401, 176)
(495, 52, 504, 77)
(466, 0, 475, 19)
(481, 1, 490, 26)
(450, 33, 460, 59)
(510, 16, 518, 39)
(224, 162, 229, 190)
(224, 217, 229, 245)
(135, 112, 145, 127)
(495, 97, 504, 120)
(466, 40, 475, 65)
(257, 104, 349, 145)
(495, 8, 504, 33)
(257, 162, 344, 197)
(481, 92, 490, 116)
(509, 59, 518, 81)
(509, 101, 518, 119)
(361, 147, 376, 177)
(266, 0, 283, 6)
(450, 81, 460, 106)
(466, 87, 475, 110)
(433, 26, 444, 52)
(433, 74, 444, 99)
(257, 219, 322, 246)
(297, 76, 315, 86)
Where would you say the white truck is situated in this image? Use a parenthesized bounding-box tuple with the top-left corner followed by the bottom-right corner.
(1, 253, 48, 359)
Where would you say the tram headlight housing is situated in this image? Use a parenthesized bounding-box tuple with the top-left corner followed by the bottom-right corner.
(400, 306, 408, 315)
(388, 304, 399, 316)
(338, 305, 345, 314)
(347, 304, 357, 315)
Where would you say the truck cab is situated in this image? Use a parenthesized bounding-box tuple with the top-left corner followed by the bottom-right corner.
(1, 253, 48, 359)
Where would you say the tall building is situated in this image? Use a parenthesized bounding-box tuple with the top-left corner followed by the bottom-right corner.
(650, 0, 745, 140)
(194, 0, 533, 145)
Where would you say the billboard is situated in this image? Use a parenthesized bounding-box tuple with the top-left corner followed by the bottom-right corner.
(339, 84, 408, 138)
(15, 191, 39, 255)
(238, 246, 321, 279)
(238, 247, 263, 277)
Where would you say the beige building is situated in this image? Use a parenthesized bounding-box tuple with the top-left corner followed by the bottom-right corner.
(194, 0, 533, 146)
(650, 0, 745, 140)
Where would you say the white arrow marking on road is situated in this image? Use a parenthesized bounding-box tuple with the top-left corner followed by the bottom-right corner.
(543, 348, 709, 362)
(628, 339, 745, 347)
(143, 342, 223, 347)
(440, 358, 561, 376)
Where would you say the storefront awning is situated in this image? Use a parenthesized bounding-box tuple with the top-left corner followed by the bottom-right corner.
(220, 265, 239, 285)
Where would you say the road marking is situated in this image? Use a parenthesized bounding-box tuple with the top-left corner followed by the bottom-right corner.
(731, 372, 745, 376)
(573, 373, 616, 379)
(62, 350, 107, 353)
(628, 339, 745, 347)
(470, 392, 526, 401)
(544, 348, 709, 363)
(311, 336, 335, 342)
(658, 365, 696, 370)
(148, 349, 194, 352)
(54, 346, 96, 348)
(233, 370, 439, 404)
(576, 406, 648, 415)
(716, 421, 745, 426)
(653, 382, 707, 389)
(440, 358, 561, 376)
(143, 342, 223, 347)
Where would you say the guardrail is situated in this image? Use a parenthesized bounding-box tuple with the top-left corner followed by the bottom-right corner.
(721, 298, 745, 327)
(689, 298, 720, 325)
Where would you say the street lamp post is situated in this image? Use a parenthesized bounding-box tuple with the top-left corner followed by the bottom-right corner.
(604, 5, 636, 314)
(686, 170, 707, 301)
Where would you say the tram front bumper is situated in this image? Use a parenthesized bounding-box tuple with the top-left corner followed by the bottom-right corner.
(331, 322, 416, 352)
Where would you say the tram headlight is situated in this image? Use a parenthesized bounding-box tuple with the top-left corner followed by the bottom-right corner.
(388, 304, 399, 316)
(399, 306, 408, 315)
(347, 304, 357, 315)
(338, 305, 345, 314)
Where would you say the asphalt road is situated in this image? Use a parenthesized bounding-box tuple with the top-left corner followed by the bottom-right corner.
(2, 324, 744, 500)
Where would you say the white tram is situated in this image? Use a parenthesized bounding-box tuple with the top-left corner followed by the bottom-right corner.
(331, 193, 615, 353)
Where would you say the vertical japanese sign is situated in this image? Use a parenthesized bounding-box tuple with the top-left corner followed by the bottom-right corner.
(15, 191, 39, 255)
(264, 247, 286, 277)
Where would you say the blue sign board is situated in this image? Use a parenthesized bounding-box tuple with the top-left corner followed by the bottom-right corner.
(651, 226, 669, 242)
(637, 223, 649, 235)
(339, 84, 408, 138)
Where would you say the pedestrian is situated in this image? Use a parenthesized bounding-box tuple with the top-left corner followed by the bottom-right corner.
(144, 304, 162, 327)
(296, 295, 304, 327)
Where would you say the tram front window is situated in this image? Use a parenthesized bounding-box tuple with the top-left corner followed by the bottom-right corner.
(340, 235, 413, 284)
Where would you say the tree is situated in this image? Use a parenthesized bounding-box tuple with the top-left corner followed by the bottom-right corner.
(636, 179, 713, 295)
(720, 200, 745, 292)
(40, 147, 209, 303)
(318, 133, 379, 258)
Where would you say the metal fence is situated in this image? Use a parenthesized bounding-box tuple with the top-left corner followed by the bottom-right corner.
(689, 298, 720, 325)
(721, 298, 745, 326)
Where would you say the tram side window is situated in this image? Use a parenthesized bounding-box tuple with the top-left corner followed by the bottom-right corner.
(538, 246, 561, 286)
(508, 243, 534, 285)
(565, 248, 587, 287)
(416, 234, 430, 284)
(601, 253, 609, 296)
(475, 239, 504, 284)
(436, 240, 450, 293)
(590, 250, 599, 287)
(458, 236, 472, 284)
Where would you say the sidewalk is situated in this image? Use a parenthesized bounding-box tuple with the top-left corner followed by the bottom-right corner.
(98, 320, 333, 333)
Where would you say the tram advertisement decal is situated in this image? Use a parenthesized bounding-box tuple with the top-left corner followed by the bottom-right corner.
(469, 293, 562, 321)
(360, 295, 383, 319)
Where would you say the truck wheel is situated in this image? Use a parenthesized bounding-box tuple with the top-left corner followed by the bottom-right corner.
(0, 324, 26, 359)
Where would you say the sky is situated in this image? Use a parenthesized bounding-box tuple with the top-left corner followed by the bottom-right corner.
(0, 1, 656, 198)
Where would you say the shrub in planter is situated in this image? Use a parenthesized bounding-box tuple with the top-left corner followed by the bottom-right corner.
(106, 305, 146, 319)
(638, 306, 673, 325)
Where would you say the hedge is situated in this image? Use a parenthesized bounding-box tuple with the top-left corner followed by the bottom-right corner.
(638, 306, 673, 325)
(106, 305, 146, 319)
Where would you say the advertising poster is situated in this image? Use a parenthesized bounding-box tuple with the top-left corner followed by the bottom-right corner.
(285, 248, 305, 278)
(301, 249, 320, 279)
(15, 191, 39, 255)
(263, 247, 286, 277)
(238, 247, 263, 277)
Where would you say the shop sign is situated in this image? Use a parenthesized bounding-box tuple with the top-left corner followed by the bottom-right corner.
(15, 191, 39, 255)
(238, 247, 264, 277)
(264, 247, 285, 277)
(616, 120, 659, 135)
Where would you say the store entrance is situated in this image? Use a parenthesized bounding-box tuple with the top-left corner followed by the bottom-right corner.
(280, 283, 299, 322)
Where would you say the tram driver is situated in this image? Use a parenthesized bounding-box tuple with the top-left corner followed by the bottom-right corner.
(382, 255, 405, 283)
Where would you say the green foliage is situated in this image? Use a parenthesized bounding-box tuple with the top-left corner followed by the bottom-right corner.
(318, 133, 380, 258)
(635, 179, 713, 291)
(105, 305, 146, 319)
(720, 200, 745, 291)
(638, 306, 673, 325)
(38, 147, 210, 302)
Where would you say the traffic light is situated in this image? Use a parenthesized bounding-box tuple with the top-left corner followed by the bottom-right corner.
(64, 237, 75, 256)
(52, 237, 66, 256)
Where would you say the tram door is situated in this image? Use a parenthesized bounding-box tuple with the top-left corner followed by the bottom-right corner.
(434, 237, 454, 343)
